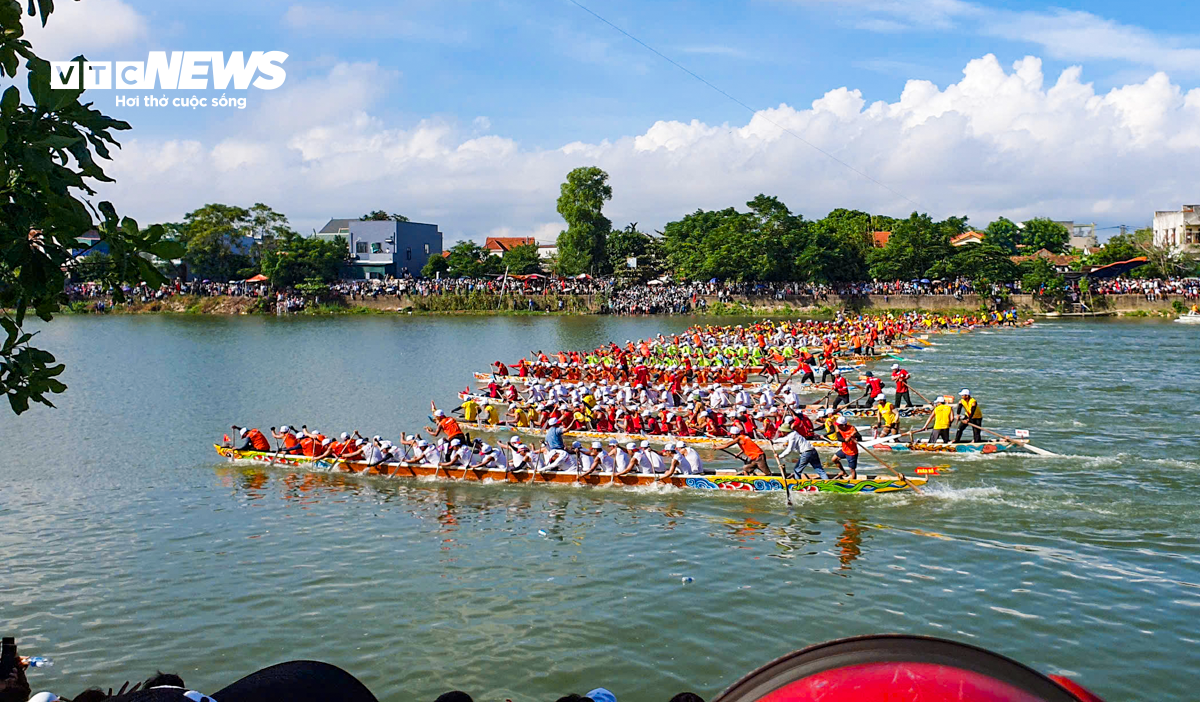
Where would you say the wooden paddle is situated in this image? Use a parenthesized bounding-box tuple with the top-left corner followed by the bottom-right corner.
(765, 440, 792, 506)
(860, 444, 923, 495)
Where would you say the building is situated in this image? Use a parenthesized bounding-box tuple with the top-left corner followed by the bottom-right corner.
(1010, 248, 1079, 272)
(537, 243, 558, 260)
(871, 231, 891, 248)
(1153, 205, 1200, 253)
(1063, 222, 1098, 252)
(483, 236, 536, 256)
(950, 231, 985, 247)
(316, 218, 443, 279)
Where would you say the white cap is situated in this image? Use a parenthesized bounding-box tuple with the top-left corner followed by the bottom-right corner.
(960, 388, 971, 396)
(434, 409, 445, 417)
(935, 396, 945, 404)
(450, 438, 461, 447)
(875, 393, 886, 401)
(340, 432, 349, 441)
(891, 363, 899, 370)
(481, 444, 493, 453)
(280, 425, 291, 433)
(625, 442, 637, 450)
(640, 440, 650, 448)
(834, 369, 842, 375)
(608, 439, 619, 445)
(29, 694, 60, 702)
(591, 441, 602, 448)
(238, 427, 248, 437)
(835, 416, 847, 425)
(508, 436, 521, 444)
(664, 442, 676, 451)
(372, 435, 381, 442)
(729, 425, 742, 434)
(322, 438, 332, 445)
(548, 417, 559, 426)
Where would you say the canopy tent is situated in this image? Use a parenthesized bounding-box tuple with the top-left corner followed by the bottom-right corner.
(244, 274, 269, 282)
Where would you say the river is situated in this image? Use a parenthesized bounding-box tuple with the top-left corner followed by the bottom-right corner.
(1, 315, 1198, 701)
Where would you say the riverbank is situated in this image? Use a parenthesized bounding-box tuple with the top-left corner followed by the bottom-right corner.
(55, 291, 1193, 318)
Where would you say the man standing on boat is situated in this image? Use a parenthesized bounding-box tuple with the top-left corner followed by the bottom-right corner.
(891, 364, 914, 408)
(830, 371, 851, 410)
(544, 417, 565, 451)
(953, 389, 984, 443)
(716, 426, 770, 476)
(426, 404, 467, 445)
(828, 417, 861, 480)
(919, 396, 954, 443)
(874, 394, 899, 437)
(778, 419, 827, 480)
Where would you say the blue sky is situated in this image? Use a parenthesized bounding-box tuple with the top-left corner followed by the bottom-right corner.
(17, 0, 1200, 240)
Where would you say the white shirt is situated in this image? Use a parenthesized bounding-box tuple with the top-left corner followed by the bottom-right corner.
(777, 430, 815, 458)
(638, 449, 665, 474)
(678, 446, 704, 474)
(614, 449, 633, 473)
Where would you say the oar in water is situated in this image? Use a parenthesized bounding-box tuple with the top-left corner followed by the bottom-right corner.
(765, 440, 792, 506)
(860, 444, 923, 495)
(969, 423, 1060, 457)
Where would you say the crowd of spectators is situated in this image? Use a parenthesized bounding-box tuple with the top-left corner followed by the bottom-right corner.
(62, 273, 1199, 314)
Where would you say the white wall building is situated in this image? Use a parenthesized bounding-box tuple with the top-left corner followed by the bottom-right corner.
(1153, 206, 1200, 253)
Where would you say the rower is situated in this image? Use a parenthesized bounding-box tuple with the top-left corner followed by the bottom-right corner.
(544, 417, 565, 451)
(778, 419, 827, 480)
(229, 425, 271, 451)
(493, 360, 510, 376)
(676, 443, 704, 475)
(828, 416, 861, 480)
(716, 426, 770, 476)
(271, 425, 302, 454)
(918, 396, 953, 443)
(576, 441, 604, 478)
(953, 388, 984, 443)
(797, 358, 816, 385)
(874, 394, 899, 437)
(507, 437, 533, 473)
(473, 443, 502, 471)
(439, 438, 471, 472)
(459, 396, 481, 423)
(614, 442, 639, 478)
(481, 402, 500, 426)
(891, 364, 914, 408)
(830, 371, 850, 410)
(636, 440, 665, 475)
(859, 372, 883, 408)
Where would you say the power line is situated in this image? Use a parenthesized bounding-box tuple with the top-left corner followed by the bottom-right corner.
(564, 0, 924, 211)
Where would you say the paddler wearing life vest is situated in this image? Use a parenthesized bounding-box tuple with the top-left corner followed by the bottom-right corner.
(715, 425, 771, 476)
(425, 404, 467, 445)
(271, 425, 303, 454)
(228, 425, 271, 452)
(953, 388, 983, 443)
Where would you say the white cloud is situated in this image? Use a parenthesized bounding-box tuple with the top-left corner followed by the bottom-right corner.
(96, 54, 1200, 240)
(23, 0, 149, 59)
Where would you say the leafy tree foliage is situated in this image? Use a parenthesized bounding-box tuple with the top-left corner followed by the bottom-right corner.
(555, 167, 612, 276)
(260, 233, 347, 287)
(361, 211, 409, 222)
(867, 213, 962, 281)
(1022, 218, 1070, 254)
(984, 217, 1022, 253)
(246, 203, 292, 242)
(421, 254, 449, 278)
(500, 243, 543, 275)
(175, 204, 255, 281)
(442, 241, 501, 278)
(1021, 258, 1066, 303)
(927, 242, 1019, 285)
(607, 223, 663, 278)
(1, 1, 184, 414)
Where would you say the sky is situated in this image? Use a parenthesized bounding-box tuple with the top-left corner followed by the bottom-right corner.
(14, 0, 1200, 243)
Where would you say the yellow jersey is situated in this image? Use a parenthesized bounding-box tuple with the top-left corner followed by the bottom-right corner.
(483, 404, 499, 425)
(932, 404, 953, 430)
(461, 400, 480, 422)
(959, 397, 982, 420)
(877, 401, 897, 425)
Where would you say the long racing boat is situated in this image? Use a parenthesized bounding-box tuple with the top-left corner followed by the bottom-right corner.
(214, 445, 928, 494)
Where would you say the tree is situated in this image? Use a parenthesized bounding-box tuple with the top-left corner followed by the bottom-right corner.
(500, 243, 543, 275)
(927, 242, 1020, 284)
(177, 204, 255, 281)
(1021, 258, 1066, 304)
(606, 223, 662, 276)
(1, 2, 184, 414)
(555, 166, 612, 276)
(984, 217, 1022, 253)
(361, 211, 409, 222)
(1022, 218, 1070, 254)
(259, 233, 347, 287)
(421, 254, 449, 278)
(443, 241, 499, 278)
(246, 203, 293, 242)
(868, 212, 958, 281)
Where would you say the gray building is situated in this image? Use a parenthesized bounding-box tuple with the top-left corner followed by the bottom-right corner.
(317, 218, 443, 279)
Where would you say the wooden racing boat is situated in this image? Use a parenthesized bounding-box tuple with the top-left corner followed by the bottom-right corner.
(213, 445, 926, 494)
(454, 422, 1013, 454)
(453, 391, 930, 418)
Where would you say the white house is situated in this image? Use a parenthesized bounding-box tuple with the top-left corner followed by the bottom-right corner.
(1153, 205, 1200, 253)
